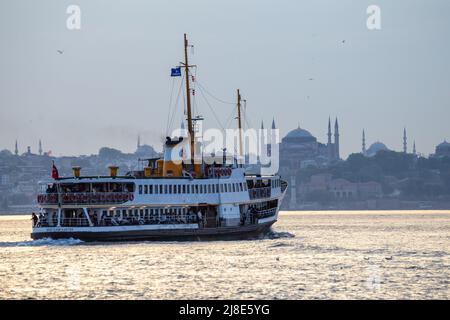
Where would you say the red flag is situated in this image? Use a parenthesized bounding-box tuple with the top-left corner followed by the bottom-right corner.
(51, 162, 59, 179)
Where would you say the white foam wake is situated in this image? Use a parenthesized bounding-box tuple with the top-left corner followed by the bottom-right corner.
(0, 238, 83, 247)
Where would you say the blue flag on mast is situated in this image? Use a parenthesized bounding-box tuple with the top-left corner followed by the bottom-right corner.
(171, 67, 181, 77)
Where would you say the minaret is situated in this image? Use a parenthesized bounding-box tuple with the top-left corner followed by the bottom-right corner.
(403, 128, 407, 153)
(268, 118, 277, 156)
(327, 117, 332, 145)
(137, 134, 141, 149)
(327, 117, 333, 160)
(38, 140, 43, 156)
(413, 141, 416, 155)
(14, 140, 18, 156)
(362, 129, 366, 156)
(334, 118, 340, 160)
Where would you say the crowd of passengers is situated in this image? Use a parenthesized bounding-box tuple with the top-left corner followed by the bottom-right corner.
(45, 183, 134, 194)
(246, 179, 271, 189)
(32, 208, 205, 227)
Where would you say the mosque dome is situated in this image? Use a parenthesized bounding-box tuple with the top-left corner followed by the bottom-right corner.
(283, 126, 316, 143)
(437, 140, 450, 148)
(135, 144, 157, 157)
(366, 142, 390, 157)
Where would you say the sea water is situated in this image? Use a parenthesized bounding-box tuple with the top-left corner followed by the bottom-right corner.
(0, 211, 448, 299)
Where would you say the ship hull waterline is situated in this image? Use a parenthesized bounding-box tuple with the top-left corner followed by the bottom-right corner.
(31, 221, 276, 242)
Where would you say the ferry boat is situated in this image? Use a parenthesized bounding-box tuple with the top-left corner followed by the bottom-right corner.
(31, 35, 287, 241)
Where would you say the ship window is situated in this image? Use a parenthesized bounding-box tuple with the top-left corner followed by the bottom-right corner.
(224, 184, 228, 192)
(195, 185, 199, 194)
(169, 185, 172, 194)
(212, 184, 215, 193)
(174, 185, 177, 194)
(144, 185, 148, 194)
(232, 184, 236, 192)
(149, 185, 153, 194)
(182, 185, 186, 193)
(159, 185, 163, 194)
(220, 184, 224, 192)
(178, 185, 181, 194)
(139, 185, 143, 194)
(122, 209, 126, 216)
(164, 185, 168, 194)
(208, 185, 211, 193)
(145, 209, 149, 216)
(140, 209, 144, 216)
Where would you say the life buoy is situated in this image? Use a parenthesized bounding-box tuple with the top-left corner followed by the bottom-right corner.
(129, 193, 134, 201)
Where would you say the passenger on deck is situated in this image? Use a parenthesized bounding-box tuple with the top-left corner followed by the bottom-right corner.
(31, 212, 38, 227)
(197, 211, 203, 226)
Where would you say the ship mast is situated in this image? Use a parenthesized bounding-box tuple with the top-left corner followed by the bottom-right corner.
(183, 33, 195, 164)
(237, 89, 243, 158)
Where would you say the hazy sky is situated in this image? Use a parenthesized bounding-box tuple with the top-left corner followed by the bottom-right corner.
(1, 0, 449, 158)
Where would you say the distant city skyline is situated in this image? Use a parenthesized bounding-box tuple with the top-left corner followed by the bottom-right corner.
(1, 0, 449, 158)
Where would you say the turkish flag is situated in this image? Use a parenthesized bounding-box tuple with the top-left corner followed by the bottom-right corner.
(51, 163, 59, 179)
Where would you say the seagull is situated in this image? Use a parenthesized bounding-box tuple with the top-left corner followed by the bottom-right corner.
(308, 78, 314, 81)
(385, 256, 393, 260)
(342, 40, 346, 44)
(57, 50, 64, 54)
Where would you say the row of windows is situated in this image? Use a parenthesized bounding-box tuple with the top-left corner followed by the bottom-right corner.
(106, 207, 190, 217)
(138, 182, 248, 195)
(272, 179, 281, 188)
(137, 179, 281, 195)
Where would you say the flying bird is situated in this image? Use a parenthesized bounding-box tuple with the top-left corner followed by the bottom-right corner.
(342, 40, 346, 44)
(57, 50, 64, 54)
(308, 78, 314, 81)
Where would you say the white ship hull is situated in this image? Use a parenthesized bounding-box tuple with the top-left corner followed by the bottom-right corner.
(32, 169, 287, 241)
